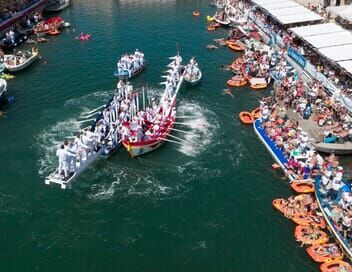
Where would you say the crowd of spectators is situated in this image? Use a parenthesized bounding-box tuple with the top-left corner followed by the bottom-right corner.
(0, 0, 42, 23)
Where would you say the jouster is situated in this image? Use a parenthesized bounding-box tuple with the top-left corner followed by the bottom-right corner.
(114, 49, 146, 79)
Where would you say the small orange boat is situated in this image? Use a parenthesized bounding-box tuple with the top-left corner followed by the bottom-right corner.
(294, 225, 329, 246)
(227, 75, 247, 87)
(229, 57, 244, 71)
(251, 107, 260, 119)
(291, 214, 326, 229)
(306, 244, 343, 263)
(239, 111, 254, 124)
(47, 29, 60, 35)
(208, 26, 216, 31)
(193, 11, 200, 17)
(250, 78, 268, 90)
(227, 41, 245, 51)
(291, 180, 315, 193)
(320, 260, 351, 272)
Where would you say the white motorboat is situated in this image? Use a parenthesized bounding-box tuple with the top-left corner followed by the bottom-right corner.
(4, 51, 39, 72)
(45, 0, 71, 12)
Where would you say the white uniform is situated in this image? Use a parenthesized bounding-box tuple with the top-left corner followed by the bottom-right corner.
(56, 148, 68, 178)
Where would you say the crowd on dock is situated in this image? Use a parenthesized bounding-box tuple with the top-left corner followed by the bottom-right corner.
(0, 0, 41, 22)
(208, 0, 352, 268)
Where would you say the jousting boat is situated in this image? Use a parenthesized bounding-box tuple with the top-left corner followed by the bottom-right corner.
(45, 93, 123, 189)
(122, 55, 184, 157)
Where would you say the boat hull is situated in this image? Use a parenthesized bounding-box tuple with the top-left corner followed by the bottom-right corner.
(114, 63, 146, 79)
(122, 140, 164, 157)
(4, 53, 39, 72)
(45, 2, 71, 12)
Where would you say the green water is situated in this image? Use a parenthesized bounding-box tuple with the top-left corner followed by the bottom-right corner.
(0, 1, 319, 271)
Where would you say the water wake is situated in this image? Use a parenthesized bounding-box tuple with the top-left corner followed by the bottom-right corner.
(176, 101, 219, 157)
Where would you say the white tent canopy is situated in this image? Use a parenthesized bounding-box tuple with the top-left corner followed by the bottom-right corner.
(304, 32, 352, 48)
(258, 1, 301, 10)
(289, 23, 345, 37)
(327, 5, 352, 22)
(270, 6, 315, 17)
(275, 12, 322, 25)
(338, 60, 352, 74)
(319, 44, 352, 61)
(252, 0, 322, 25)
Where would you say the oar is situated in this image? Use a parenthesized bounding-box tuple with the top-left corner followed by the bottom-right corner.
(174, 121, 191, 126)
(170, 128, 194, 135)
(161, 75, 169, 78)
(159, 82, 167, 85)
(166, 133, 191, 144)
(176, 116, 200, 119)
(74, 118, 95, 124)
(159, 137, 183, 145)
(83, 104, 105, 115)
(80, 111, 100, 119)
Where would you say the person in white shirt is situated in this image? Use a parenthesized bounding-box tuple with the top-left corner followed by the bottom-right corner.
(56, 144, 68, 179)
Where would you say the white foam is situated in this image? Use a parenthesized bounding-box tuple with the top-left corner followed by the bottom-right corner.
(176, 101, 219, 157)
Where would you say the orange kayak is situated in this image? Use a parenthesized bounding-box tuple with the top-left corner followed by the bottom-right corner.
(291, 214, 326, 229)
(239, 111, 254, 124)
(193, 11, 200, 16)
(227, 76, 247, 87)
(291, 180, 315, 193)
(306, 243, 343, 263)
(227, 41, 245, 51)
(294, 225, 329, 246)
(320, 260, 351, 272)
(251, 107, 260, 119)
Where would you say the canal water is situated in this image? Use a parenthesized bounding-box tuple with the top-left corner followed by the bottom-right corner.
(0, 0, 320, 271)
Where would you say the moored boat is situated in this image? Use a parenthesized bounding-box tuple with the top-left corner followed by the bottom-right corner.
(320, 260, 352, 272)
(239, 111, 254, 124)
(249, 77, 268, 90)
(291, 214, 326, 229)
(114, 49, 146, 79)
(306, 243, 343, 263)
(227, 41, 245, 51)
(227, 75, 246, 87)
(294, 225, 329, 246)
(291, 179, 315, 193)
(34, 16, 64, 35)
(45, 0, 71, 12)
(251, 107, 260, 119)
(4, 50, 39, 72)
